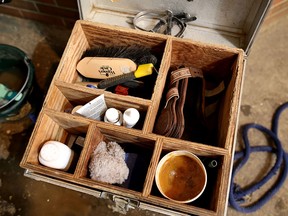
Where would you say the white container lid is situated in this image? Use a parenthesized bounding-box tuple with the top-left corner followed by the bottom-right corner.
(105, 108, 120, 123)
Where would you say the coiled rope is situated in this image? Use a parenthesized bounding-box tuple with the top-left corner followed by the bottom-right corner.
(229, 102, 288, 213)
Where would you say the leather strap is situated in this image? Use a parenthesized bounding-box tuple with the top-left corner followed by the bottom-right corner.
(200, 80, 225, 129)
(164, 86, 179, 108)
(189, 66, 204, 78)
(171, 78, 188, 137)
(155, 66, 226, 143)
(154, 67, 194, 138)
(154, 81, 179, 136)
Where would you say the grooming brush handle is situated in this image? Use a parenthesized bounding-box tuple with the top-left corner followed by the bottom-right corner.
(97, 72, 136, 89)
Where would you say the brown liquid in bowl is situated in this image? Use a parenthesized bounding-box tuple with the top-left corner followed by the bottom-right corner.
(158, 155, 206, 201)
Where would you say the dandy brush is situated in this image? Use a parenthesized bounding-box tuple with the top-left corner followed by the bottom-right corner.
(77, 45, 158, 79)
(76, 57, 137, 79)
(97, 63, 154, 89)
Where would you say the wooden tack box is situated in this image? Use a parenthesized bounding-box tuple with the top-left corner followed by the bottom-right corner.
(20, 0, 272, 215)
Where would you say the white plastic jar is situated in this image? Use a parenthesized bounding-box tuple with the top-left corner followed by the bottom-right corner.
(38, 140, 74, 171)
(123, 108, 140, 128)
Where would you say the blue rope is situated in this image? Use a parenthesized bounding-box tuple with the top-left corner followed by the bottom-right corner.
(229, 102, 288, 213)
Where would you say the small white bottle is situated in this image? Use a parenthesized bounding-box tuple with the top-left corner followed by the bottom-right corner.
(38, 141, 74, 171)
(123, 108, 140, 128)
(104, 108, 123, 126)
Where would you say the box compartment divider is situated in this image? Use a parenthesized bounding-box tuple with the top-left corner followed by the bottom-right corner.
(57, 21, 90, 83)
(80, 21, 169, 49)
(43, 83, 72, 110)
(162, 137, 228, 156)
(74, 123, 102, 178)
(211, 154, 233, 215)
(142, 137, 164, 197)
(20, 111, 46, 167)
(144, 195, 217, 216)
(218, 53, 245, 150)
(55, 80, 152, 114)
(143, 38, 173, 134)
(76, 177, 144, 199)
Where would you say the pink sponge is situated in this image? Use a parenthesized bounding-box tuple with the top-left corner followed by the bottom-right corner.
(89, 141, 129, 184)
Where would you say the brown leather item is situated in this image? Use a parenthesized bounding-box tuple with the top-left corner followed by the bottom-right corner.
(154, 81, 179, 137)
(200, 79, 225, 131)
(154, 67, 203, 138)
(155, 66, 225, 141)
(171, 78, 188, 137)
(183, 71, 225, 144)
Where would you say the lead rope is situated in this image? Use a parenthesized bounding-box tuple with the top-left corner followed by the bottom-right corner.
(229, 102, 288, 213)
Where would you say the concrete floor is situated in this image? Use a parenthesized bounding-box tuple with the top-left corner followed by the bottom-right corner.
(0, 13, 288, 216)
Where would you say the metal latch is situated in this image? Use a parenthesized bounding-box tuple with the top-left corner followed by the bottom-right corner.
(101, 192, 139, 214)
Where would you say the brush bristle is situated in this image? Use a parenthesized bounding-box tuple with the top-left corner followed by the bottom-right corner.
(138, 55, 158, 65)
(82, 45, 157, 65)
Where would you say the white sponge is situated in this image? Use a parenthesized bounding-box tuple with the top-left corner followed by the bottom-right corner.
(89, 141, 129, 184)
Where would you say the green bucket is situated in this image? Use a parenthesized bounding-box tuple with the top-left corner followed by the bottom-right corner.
(0, 44, 34, 122)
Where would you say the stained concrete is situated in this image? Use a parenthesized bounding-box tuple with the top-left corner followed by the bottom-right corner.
(0, 13, 288, 216)
(227, 13, 288, 216)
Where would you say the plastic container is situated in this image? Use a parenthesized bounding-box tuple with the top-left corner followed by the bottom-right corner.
(38, 141, 74, 171)
(104, 108, 123, 126)
(123, 108, 140, 128)
(155, 150, 207, 203)
(0, 44, 34, 122)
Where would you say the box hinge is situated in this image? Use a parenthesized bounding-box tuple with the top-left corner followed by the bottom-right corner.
(100, 192, 139, 214)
